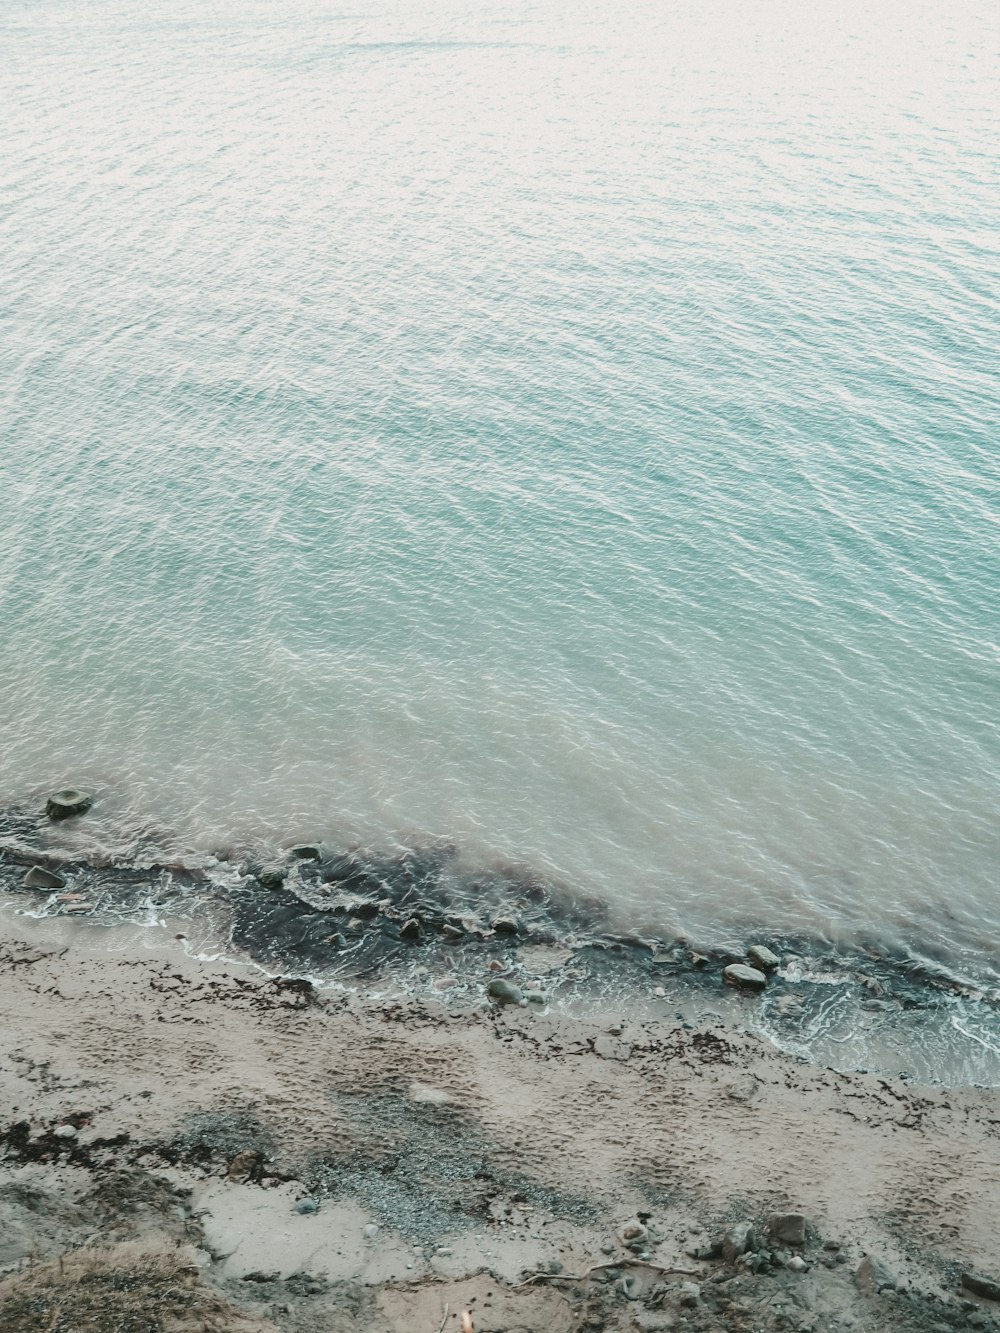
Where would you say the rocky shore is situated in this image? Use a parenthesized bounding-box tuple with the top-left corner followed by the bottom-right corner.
(1, 798, 999, 1331)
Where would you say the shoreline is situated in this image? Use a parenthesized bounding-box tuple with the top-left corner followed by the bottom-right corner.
(2, 911, 999, 1332)
(2, 806, 999, 1088)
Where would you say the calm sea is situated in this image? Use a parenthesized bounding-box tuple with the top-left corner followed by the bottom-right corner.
(2, 0, 998, 973)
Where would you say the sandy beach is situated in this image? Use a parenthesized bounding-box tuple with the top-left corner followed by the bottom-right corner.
(1, 909, 998, 1333)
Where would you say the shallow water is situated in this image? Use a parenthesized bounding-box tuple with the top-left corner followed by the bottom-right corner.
(2, 0, 999, 979)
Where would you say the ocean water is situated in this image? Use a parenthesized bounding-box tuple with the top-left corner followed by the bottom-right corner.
(2, 0, 998, 973)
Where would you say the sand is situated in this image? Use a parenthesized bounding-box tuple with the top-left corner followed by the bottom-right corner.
(1, 910, 998, 1333)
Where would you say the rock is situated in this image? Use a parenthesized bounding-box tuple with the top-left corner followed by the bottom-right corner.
(723, 964, 768, 991)
(722, 1222, 756, 1263)
(962, 1273, 1000, 1302)
(23, 866, 66, 890)
(293, 1197, 319, 1214)
(226, 1149, 260, 1183)
(257, 865, 287, 889)
(400, 918, 422, 941)
(679, 1281, 700, 1307)
(769, 1213, 806, 1246)
(364, 1224, 380, 1239)
(486, 978, 524, 1006)
(442, 924, 464, 939)
(618, 1222, 648, 1248)
(524, 989, 547, 1005)
(855, 1256, 889, 1295)
(622, 1274, 643, 1299)
(52, 1124, 77, 1140)
(747, 944, 781, 972)
(787, 1255, 807, 1272)
(289, 844, 321, 861)
(491, 917, 519, 935)
(46, 789, 92, 820)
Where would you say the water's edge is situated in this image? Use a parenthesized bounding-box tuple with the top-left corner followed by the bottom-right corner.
(3, 800, 997, 1088)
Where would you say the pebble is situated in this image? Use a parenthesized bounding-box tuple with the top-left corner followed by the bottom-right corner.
(723, 963, 768, 991)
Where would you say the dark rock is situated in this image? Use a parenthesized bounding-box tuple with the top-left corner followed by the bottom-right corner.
(769, 1213, 806, 1246)
(724, 963, 767, 991)
(747, 944, 781, 972)
(400, 918, 422, 941)
(491, 917, 520, 934)
(963, 1273, 1000, 1302)
(486, 978, 524, 1006)
(723, 1222, 756, 1263)
(23, 866, 66, 890)
(442, 924, 464, 939)
(46, 789, 92, 821)
(257, 865, 287, 889)
(290, 844, 322, 861)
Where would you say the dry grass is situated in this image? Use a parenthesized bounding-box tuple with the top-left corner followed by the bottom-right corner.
(0, 1240, 276, 1333)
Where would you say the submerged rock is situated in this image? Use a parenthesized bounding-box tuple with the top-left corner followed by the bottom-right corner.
(723, 963, 768, 991)
(45, 789, 92, 820)
(289, 844, 322, 861)
(23, 866, 66, 890)
(256, 864, 287, 889)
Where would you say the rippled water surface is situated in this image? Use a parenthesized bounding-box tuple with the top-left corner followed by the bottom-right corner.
(2, 0, 998, 971)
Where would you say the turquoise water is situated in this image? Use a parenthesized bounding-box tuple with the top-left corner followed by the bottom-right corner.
(2, 0, 998, 968)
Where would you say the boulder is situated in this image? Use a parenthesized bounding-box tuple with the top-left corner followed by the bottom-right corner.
(46, 789, 92, 821)
(747, 944, 781, 972)
(723, 964, 767, 991)
(23, 866, 66, 890)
